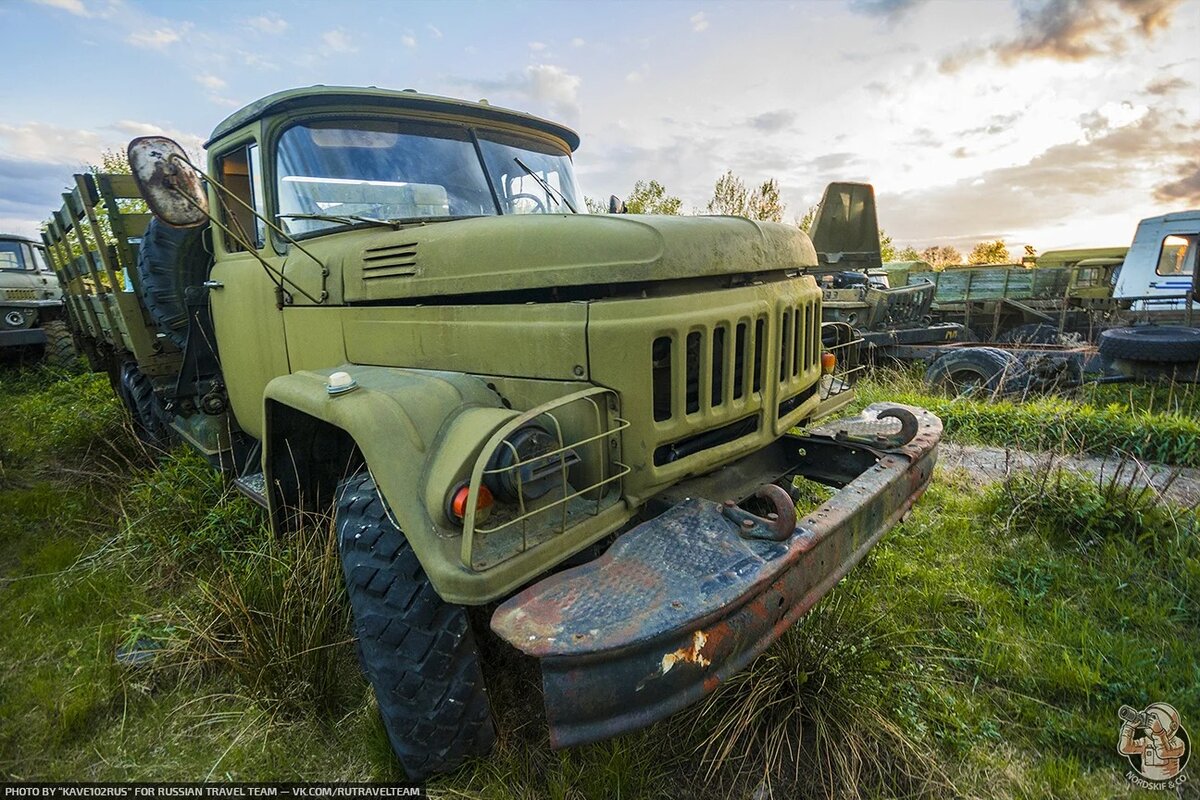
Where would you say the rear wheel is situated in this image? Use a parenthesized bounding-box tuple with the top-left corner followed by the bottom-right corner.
(924, 347, 1022, 396)
(119, 362, 172, 449)
(40, 320, 76, 367)
(336, 473, 495, 779)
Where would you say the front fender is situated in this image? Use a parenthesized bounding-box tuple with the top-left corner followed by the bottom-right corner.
(263, 365, 634, 606)
(264, 365, 506, 601)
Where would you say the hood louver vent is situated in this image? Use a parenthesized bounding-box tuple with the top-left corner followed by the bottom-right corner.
(362, 242, 420, 279)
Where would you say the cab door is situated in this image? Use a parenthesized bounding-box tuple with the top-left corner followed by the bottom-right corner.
(206, 139, 290, 440)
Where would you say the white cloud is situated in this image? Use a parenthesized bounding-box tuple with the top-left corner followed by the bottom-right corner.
(195, 74, 226, 91)
(401, 33, 417, 48)
(571, 37, 586, 47)
(0, 120, 202, 166)
(525, 64, 583, 118)
(246, 14, 288, 35)
(321, 29, 357, 54)
(427, 24, 443, 39)
(458, 64, 583, 121)
(625, 70, 643, 83)
(33, 0, 90, 17)
(127, 24, 189, 50)
(690, 11, 709, 32)
(529, 41, 547, 51)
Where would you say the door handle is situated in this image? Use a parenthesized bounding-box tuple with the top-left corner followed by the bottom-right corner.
(203, 280, 224, 289)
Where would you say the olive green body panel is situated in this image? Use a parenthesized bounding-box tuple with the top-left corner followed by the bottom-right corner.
(210, 250, 289, 440)
(313, 215, 817, 305)
(263, 366, 635, 605)
(341, 304, 589, 380)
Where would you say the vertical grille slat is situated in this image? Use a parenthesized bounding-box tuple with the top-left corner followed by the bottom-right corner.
(779, 310, 792, 380)
(685, 331, 701, 415)
(752, 317, 765, 394)
(711, 324, 727, 408)
(733, 322, 747, 400)
(652, 336, 672, 422)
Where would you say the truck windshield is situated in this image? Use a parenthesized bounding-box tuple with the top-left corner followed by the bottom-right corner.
(0, 241, 27, 271)
(275, 119, 583, 235)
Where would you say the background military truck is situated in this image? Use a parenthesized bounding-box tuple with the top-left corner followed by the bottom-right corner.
(46, 85, 941, 778)
(0, 233, 74, 365)
(835, 205, 1200, 392)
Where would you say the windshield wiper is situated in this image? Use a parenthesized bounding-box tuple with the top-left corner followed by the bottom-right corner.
(277, 212, 399, 229)
(513, 157, 577, 213)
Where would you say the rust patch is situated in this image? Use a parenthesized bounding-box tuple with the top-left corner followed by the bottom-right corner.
(660, 630, 711, 674)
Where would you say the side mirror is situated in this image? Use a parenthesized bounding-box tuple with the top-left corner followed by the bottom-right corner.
(608, 195, 626, 214)
(127, 136, 209, 228)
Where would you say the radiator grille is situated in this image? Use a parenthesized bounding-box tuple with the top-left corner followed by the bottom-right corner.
(361, 242, 419, 279)
(651, 314, 767, 424)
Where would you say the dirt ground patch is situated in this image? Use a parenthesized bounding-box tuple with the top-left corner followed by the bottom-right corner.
(939, 442, 1200, 506)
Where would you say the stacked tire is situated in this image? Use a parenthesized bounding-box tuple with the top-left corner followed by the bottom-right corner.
(1098, 326, 1200, 383)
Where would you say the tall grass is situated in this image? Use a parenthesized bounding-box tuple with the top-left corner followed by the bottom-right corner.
(163, 516, 360, 717)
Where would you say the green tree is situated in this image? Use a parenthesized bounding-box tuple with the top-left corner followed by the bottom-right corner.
(584, 196, 607, 214)
(92, 148, 132, 175)
(625, 180, 682, 215)
(896, 245, 921, 261)
(707, 170, 749, 216)
(879, 230, 897, 262)
(921, 246, 963, 269)
(967, 239, 1011, 265)
(796, 203, 819, 234)
(746, 178, 785, 223)
(706, 171, 786, 222)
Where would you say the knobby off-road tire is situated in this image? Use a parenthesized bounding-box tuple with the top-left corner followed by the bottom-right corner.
(40, 320, 76, 367)
(924, 347, 1023, 396)
(1098, 326, 1200, 363)
(119, 362, 172, 449)
(136, 217, 211, 351)
(335, 473, 495, 779)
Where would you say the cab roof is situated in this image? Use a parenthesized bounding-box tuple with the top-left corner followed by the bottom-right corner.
(206, 85, 581, 151)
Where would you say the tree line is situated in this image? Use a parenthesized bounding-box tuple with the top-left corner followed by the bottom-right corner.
(587, 172, 1030, 267)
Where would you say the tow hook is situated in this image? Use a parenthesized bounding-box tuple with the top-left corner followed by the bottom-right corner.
(834, 406, 919, 450)
(722, 483, 798, 541)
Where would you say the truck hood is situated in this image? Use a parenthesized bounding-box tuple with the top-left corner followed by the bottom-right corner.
(326, 214, 817, 303)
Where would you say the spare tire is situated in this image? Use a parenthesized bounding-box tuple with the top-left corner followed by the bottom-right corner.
(1098, 326, 1200, 363)
(136, 218, 211, 350)
(925, 347, 1023, 396)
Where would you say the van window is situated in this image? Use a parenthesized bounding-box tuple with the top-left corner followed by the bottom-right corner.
(1156, 234, 1196, 276)
(217, 144, 265, 251)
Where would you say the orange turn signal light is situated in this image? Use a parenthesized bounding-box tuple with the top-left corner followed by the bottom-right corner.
(449, 483, 494, 525)
(821, 352, 837, 374)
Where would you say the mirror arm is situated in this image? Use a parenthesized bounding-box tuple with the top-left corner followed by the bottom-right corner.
(168, 153, 330, 303)
(172, 188, 323, 306)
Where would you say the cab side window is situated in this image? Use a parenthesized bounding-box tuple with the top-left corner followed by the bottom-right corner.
(1156, 234, 1196, 277)
(217, 144, 265, 251)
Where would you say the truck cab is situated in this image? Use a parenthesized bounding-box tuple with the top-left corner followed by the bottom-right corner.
(1113, 210, 1200, 311)
(0, 233, 73, 363)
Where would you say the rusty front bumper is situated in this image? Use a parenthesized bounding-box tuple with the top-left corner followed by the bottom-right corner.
(490, 403, 941, 748)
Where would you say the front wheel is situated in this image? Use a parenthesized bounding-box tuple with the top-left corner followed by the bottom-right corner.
(335, 473, 495, 779)
(41, 320, 77, 367)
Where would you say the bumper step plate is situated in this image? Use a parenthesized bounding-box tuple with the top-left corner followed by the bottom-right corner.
(491, 403, 941, 748)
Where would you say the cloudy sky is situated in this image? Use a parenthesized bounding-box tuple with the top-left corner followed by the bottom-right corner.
(3, 0, 1198, 253)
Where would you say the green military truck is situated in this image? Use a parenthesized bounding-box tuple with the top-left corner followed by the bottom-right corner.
(45, 86, 941, 777)
(0, 233, 74, 364)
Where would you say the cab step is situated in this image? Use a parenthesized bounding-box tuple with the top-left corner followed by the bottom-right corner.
(233, 471, 268, 508)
